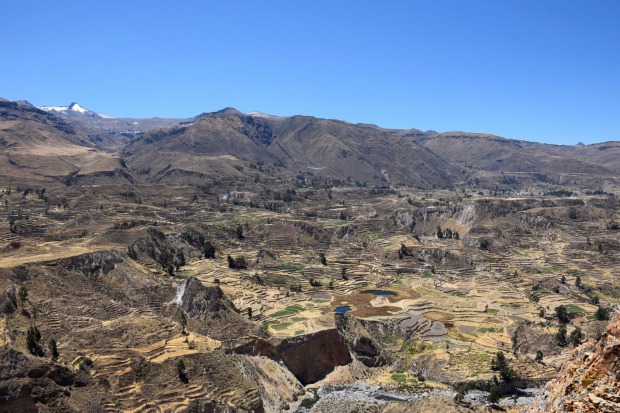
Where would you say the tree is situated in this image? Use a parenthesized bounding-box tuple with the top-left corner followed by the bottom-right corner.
(228, 255, 247, 269)
(235, 225, 244, 240)
(568, 207, 578, 219)
(479, 239, 490, 250)
(560, 275, 566, 284)
(26, 326, 41, 355)
(539, 308, 545, 318)
(575, 275, 582, 288)
(235, 256, 247, 269)
(454, 231, 460, 240)
(177, 359, 187, 383)
(180, 311, 187, 335)
(175, 250, 186, 268)
(247, 307, 253, 319)
(18, 285, 28, 310)
(511, 330, 520, 356)
(436, 225, 444, 239)
(569, 327, 584, 347)
(535, 350, 543, 362)
(595, 306, 610, 321)
(555, 305, 569, 324)
(487, 385, 501, 404)
(309, 278, 322, 287)
(491, 351, 515, 382)
(319, 253, 327, 266)
(556, 325, 568, 347)
(454, 384, 468, 404)
(204, 241, 216, 259)
(127, 245, 138, 260)
(48, 338, 59, 362)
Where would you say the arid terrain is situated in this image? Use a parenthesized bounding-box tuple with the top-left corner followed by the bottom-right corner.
(1, 98, 620, 412)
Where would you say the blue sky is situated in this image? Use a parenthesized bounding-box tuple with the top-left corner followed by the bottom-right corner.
(1, 1, 618, 144)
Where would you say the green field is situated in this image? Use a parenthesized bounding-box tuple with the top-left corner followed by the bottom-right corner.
(270, 305, 304, 318)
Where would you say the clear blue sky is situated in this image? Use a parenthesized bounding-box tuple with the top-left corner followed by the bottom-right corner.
(1, 1, 619, 144)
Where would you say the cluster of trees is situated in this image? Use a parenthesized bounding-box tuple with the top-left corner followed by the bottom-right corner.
(114, 220, 153, 230)
(436, 225, 460, 240)
(309, 278, 322, 287)
(487, 351, 516, 403)
(490, 351, 516, 383)
(479, 239, 491, 250)
(554, 305, 585, 347)
(273, 189, 296, 203)
(556, 324, 584, 347)
(34, 188, 47, 201)
(264, 201, 285, 212)
(227, 255, 247, 269)
(157, 248, 186, 275)
(119, 190, 142, 204)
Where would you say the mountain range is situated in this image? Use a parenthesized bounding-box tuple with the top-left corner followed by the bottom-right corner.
(2, 98, 618, 191)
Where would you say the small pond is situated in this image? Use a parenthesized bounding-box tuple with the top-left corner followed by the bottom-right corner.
(334, 306, 351, 313)
(360, 290, 397, 296)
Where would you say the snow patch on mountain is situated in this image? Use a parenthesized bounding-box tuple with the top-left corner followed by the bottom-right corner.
(248, 111, 287, 119)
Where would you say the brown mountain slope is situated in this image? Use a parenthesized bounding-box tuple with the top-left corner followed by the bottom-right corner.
(36, 101, 189, 153)
(412, 132, 611, 176)
(124, 109, 459, 188)
(519, 140, 620, 174)
(0, 99, 135, 186)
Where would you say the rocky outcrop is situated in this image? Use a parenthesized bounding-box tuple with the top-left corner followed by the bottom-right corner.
(0, 348, 89, 413)
(335, 313, 390, 367)
(531, 314, 620, 412)
(175, 277, 238, 319)
(236, 355, 306, 412)
(132, 227, 206, 267)
(61, 250, 125, 277)
(0, 284, 17, 314)
(170, 277, 263, 341)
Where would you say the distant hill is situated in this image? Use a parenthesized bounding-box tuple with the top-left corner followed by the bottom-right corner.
(0, 99, 134, 186)
(123, 108, 459, 188)
(2, 97, 619, 190)
(37, 102, 189, 152)
(408, 132, 614, 188)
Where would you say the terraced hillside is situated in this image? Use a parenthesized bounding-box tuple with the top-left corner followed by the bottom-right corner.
(1, 176, 619, 412)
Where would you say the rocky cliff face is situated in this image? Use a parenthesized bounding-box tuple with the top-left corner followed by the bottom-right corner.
(335, 313, 390, 367)
(233, 329, 352, 386)
(531, 313, 620, 413)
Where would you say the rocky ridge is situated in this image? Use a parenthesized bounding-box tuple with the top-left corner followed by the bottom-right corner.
(531, 313, 620, 413)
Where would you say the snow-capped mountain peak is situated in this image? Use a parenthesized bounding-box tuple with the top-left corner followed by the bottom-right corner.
(68, 102, 88, 114)
(38, 102, 109, 118)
